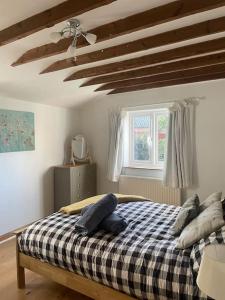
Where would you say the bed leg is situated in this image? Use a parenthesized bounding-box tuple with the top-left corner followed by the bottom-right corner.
(15, 234, 25, 289)
(17, 265, 25, 289)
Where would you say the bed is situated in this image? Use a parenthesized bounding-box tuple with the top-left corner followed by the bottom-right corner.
(16, 200, 224, 299)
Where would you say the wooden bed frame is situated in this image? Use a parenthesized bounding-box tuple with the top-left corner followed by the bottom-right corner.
(14, 228, 137, 300)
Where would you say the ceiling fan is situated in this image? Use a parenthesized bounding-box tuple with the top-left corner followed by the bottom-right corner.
(50, 19, 97, 60)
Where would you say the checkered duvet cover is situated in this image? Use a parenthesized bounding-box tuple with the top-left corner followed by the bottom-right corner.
(18, 200, 224, 299)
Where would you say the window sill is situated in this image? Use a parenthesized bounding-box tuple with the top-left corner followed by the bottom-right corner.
(122, 167, 163, 179)
(125, 165, 163, 170)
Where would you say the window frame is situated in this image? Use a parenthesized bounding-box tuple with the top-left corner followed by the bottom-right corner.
(127, 108, 168, 170)
(155, 111, 168, 166)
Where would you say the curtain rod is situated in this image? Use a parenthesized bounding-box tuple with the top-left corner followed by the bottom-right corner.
(121, 96, 206, 111)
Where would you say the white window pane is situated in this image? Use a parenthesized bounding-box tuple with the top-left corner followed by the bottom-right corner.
(156, 114, 168, 163)
(133, 115, 151, 161)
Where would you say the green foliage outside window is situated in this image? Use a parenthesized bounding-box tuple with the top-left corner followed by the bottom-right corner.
(131, 112, 168, 164)
(157, 115, 168, 162)
(134, 133, 150, 161)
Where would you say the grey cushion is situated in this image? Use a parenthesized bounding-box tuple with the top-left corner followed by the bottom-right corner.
(199, 192, 222, 212)
(176, 201, 225, 249)
(170, 194, 199, 236)
(221, 197, 225, 211)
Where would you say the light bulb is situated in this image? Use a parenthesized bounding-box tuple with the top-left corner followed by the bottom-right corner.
(50, 32, 62, 43)
(84, 33, 97, 45)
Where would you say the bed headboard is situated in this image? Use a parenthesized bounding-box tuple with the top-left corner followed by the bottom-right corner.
(119, 175, 181, 206)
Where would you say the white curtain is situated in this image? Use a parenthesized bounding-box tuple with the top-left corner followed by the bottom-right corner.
(163, 99, 196, 189)
(107, 110, 125, 182)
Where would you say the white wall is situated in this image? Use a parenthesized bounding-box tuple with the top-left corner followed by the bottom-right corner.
(2, 80, 225, 235)
(78, 80, 225, 202)
(0, 97, 79, 235)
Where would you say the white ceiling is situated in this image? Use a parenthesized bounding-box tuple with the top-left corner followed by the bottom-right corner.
(0, 0, 225, 108)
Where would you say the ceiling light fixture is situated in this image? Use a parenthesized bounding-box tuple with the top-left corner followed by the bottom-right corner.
(50, 19, 97, 60)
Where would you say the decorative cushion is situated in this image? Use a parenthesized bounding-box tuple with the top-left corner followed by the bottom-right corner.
(170, 194, 199, 236)
(221, 197, 225, 211)
(199, 192, 222, 212)
(176, 201, 225, 249)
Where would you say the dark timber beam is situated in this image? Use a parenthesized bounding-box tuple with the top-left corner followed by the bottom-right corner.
(12, 0, 225, 66)
(0, 0, 115, 46)
(41, 16, 225, 74)
(95, 63, 225, 91)
(64, 37, 225, 80)
(80, 52, 225, 86)
(108, 73, 225, 95)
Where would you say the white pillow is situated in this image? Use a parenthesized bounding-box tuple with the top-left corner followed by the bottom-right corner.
(176, 201, 224, 249)
(199, 192, 222, 212)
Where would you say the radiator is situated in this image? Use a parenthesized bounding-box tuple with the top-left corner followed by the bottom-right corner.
(119, 175, 181, 206)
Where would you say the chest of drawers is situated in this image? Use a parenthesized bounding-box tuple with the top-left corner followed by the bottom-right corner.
(54, 163, 96, 211)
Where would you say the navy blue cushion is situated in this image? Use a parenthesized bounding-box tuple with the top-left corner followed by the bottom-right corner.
(82, 204, 127, 234)
(75, 193, 117, 236)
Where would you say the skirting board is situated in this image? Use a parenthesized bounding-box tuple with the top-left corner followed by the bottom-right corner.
(0, 232, 14, 243)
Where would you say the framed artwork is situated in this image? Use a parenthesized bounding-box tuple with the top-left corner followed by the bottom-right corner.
(0, 109, 35, 153)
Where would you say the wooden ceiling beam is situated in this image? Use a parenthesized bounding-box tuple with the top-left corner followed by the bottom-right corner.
(41, 16, 225, 74)
(12, 0, 225, 66)
(95, 63, 225, 91)
(80, 52, 225, 86)
(108, 72, 225, 95)
(0, 0, 115, 46)
(65, 37, 225, 80)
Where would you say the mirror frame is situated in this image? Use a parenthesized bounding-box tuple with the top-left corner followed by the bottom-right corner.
(70, 135, 91, 165)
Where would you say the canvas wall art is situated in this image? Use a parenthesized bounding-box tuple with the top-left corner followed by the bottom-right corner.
(0, 109, 35, 153)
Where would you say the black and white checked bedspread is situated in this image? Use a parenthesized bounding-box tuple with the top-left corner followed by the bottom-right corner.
(18, 201, 225, 299)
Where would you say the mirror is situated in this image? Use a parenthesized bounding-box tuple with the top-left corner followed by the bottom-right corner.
(70, 135, 91, 165)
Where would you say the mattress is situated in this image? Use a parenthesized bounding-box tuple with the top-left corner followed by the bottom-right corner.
(18, 200, 224, 299)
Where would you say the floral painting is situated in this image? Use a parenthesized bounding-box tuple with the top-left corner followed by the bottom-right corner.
(0, 109, 35, 153)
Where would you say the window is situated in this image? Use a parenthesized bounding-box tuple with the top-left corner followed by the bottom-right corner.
(125, 108, 169, 169)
